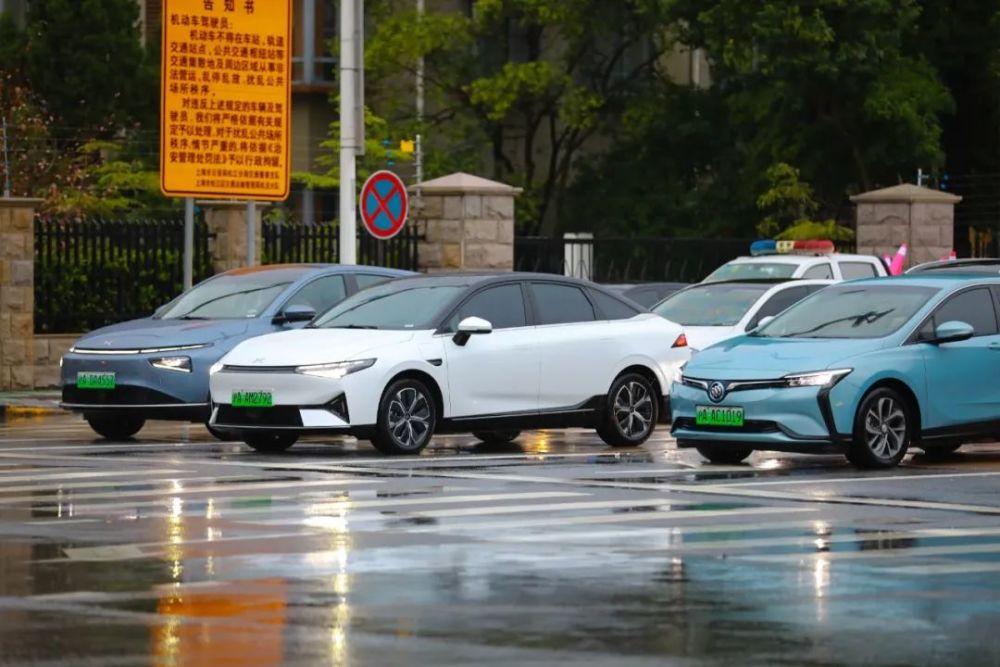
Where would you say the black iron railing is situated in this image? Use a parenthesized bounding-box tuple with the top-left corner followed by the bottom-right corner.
(515, 236, 757, 283)
(262, 222, 420, 271)
(35, 218, 213, 334)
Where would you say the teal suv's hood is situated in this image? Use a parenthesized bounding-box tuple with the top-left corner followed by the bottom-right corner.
(685, 335, 887, 381)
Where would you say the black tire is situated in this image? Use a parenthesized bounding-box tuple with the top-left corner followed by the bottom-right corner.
(695, 443, 753, 465)
(370, 378, 437, 455)
(86, 414, 145, 441)
(847, 387, 912, 469)
(596, 372, 659, 448)
(206, 424, 235, 441)
(473, 430, 520, 445)
(243, 432, 298, 453)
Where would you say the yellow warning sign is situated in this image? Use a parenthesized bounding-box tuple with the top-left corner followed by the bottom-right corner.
(160, 0, 292, 201)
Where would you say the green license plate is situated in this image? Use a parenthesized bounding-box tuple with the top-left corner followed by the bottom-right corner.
(696, 405, 745, 427)
(232, 390, 273, 408)
(76, 372, 116, 390)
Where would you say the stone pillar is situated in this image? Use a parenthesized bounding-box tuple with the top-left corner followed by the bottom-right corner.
(410, 172, 520, 272)
(201, 201, 264, 273)
(851, 184, 962, 268)
(0, 198, 43, 391)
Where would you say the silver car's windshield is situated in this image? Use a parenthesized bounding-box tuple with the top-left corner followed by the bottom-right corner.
(704, 262, 798, 282)
(756, 285, 939, 339)
(654, 284, 771, 326)
(315, 284, 464, 330)
(158, 274, 298, 320)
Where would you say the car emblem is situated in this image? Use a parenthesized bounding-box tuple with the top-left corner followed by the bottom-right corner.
(708, 382, 727, 403)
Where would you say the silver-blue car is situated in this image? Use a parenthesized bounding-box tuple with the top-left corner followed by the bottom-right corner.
(672, 274, 1000, 468)
(60, 264, 414, 439)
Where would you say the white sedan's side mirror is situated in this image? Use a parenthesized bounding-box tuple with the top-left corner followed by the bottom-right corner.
(751, 315, 775, 331)
(453, 316, 493, 346)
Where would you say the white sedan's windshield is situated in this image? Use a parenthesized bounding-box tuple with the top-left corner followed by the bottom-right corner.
(704, 262, 798, 282)
(757, 285, 938, 339)
(654, 284, 771, 326)
(315, 285, 463, 330)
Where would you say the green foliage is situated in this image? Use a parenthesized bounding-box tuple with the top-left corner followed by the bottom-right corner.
(20, 0, 156, 134)
(293, 104, 413, 192)
(670, 0, 953, 209)
(367, 0, 676, 234)
(756, 163, 853, 241)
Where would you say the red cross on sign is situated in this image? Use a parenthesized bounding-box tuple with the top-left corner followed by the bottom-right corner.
(359, 170, 408, 239)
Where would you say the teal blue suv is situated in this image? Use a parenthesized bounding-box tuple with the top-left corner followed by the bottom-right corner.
(671, 275, 1000, 468)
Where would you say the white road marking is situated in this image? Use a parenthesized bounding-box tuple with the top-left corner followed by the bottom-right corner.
(892, 562, 1000, 576)
(721, 471, 1000, 487)
(0, 469, 187, 484)
(742, 542, 1000, 563)
(0, 477, 381, 505)
(491, 519, 821, 543)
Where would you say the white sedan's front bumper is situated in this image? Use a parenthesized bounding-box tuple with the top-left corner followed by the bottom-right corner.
(208, 366, 380, 433)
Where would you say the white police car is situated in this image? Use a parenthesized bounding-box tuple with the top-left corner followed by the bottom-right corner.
(704, 240, 888, 283)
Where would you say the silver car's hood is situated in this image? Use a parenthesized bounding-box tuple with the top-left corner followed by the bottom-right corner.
(222, 328, 418, 366)
(74, 318, 253, 350)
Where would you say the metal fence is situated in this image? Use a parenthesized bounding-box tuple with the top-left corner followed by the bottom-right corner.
(515, 236, 757, 283)
(35, 218, 213, 334)
(262, 222, 420, 271)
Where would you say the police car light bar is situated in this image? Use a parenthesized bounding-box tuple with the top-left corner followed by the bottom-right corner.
(750, 240, 835, 257)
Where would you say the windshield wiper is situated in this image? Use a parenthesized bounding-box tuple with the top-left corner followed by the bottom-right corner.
(177, 315, 210, 320)
(331, 324, 380, 330)
(778, 309, 893, 338)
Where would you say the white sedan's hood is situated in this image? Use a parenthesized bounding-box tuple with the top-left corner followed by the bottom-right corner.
(223, 328, 417, 366)
(684, 325, 741, 352)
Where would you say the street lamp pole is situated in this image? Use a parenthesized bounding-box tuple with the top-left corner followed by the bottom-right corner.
(339, 0, 362, 264)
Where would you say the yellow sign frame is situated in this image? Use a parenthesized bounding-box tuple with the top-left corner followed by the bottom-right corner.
(160, 0, 292, 201)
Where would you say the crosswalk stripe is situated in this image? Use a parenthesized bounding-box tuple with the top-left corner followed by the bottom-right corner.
(892, 562, 1000, 576)
(723, 471, 1000, 487)
(741, 542, 1000, 563)
(393, 497, 676, 519)
(0, 470, 187, 484)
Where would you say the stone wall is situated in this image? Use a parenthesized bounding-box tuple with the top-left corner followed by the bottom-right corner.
(32, 335, 77, 389)
(0, 198, 42, 391)
(852, 184, 961, 268)
(412, 173, 519, 272)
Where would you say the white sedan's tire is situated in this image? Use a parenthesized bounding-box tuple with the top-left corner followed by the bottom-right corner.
(371, 378, 437, 455)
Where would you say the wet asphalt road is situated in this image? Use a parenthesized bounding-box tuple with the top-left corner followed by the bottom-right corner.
(0, 416, 999, 666)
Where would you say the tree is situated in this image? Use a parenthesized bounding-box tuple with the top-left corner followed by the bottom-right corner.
(367, 0, 677, 234)
(670, 0, 953, 210)
(756, 163, 853, 242)
(20, 0, 156, 137)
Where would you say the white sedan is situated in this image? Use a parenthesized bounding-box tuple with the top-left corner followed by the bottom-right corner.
(651, 279, 833, 351)
(210, 273, 690, 454)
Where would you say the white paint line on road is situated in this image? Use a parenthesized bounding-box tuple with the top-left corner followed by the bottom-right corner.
(720, 470, 1000, 487)
(892, 561, 1000, 576)
(0, 469, 187, 485)
(625, 526, 1000, 553)
(41, 490, 588, 520)
(395, 497, 676, 519)
(490, 520, 821, 543)
(0, 474, 253, 495)
(0, 477, 381, 505)
(405, 506, 816, 533)
(740, 542, 1000, 563)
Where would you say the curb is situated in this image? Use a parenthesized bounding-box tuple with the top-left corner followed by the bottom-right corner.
(0, 404, 63, 419)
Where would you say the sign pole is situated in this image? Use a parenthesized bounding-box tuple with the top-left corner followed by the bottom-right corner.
(246, 200, 256, 266)
(183, 197, 194, 291)
(338, 0, 360, 265)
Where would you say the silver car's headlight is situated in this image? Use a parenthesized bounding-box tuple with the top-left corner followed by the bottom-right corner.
(150, 356, 192, 373)
(782, 369, 852, 388)
(295, 358, 376, 379)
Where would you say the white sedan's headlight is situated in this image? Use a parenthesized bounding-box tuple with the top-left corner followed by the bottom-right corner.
(150, 356, 192, 373)
(295, 358, 376, 379)
(782, 369, 852, 388)
(209, 360, 224, 375)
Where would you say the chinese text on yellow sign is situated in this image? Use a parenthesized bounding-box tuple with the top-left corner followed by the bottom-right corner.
(160, 0, 291, 200)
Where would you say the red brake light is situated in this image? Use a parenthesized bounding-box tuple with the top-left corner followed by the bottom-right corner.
(672, 333, 688, 348)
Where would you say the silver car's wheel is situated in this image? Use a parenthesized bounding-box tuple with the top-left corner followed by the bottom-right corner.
(848, 387, 911, 469)
(372, 378, 437, 455)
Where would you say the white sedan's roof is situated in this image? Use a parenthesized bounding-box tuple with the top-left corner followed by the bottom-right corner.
(726, 253, 879, 265)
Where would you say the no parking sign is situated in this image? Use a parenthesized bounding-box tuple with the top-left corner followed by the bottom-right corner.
(359, 170, 408, 239)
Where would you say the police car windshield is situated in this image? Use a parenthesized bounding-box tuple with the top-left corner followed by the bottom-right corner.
(703, 262, 798, 282)
(654, 284, 772, 326)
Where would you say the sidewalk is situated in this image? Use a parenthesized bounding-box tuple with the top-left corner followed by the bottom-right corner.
(0, 391, 62, 418)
